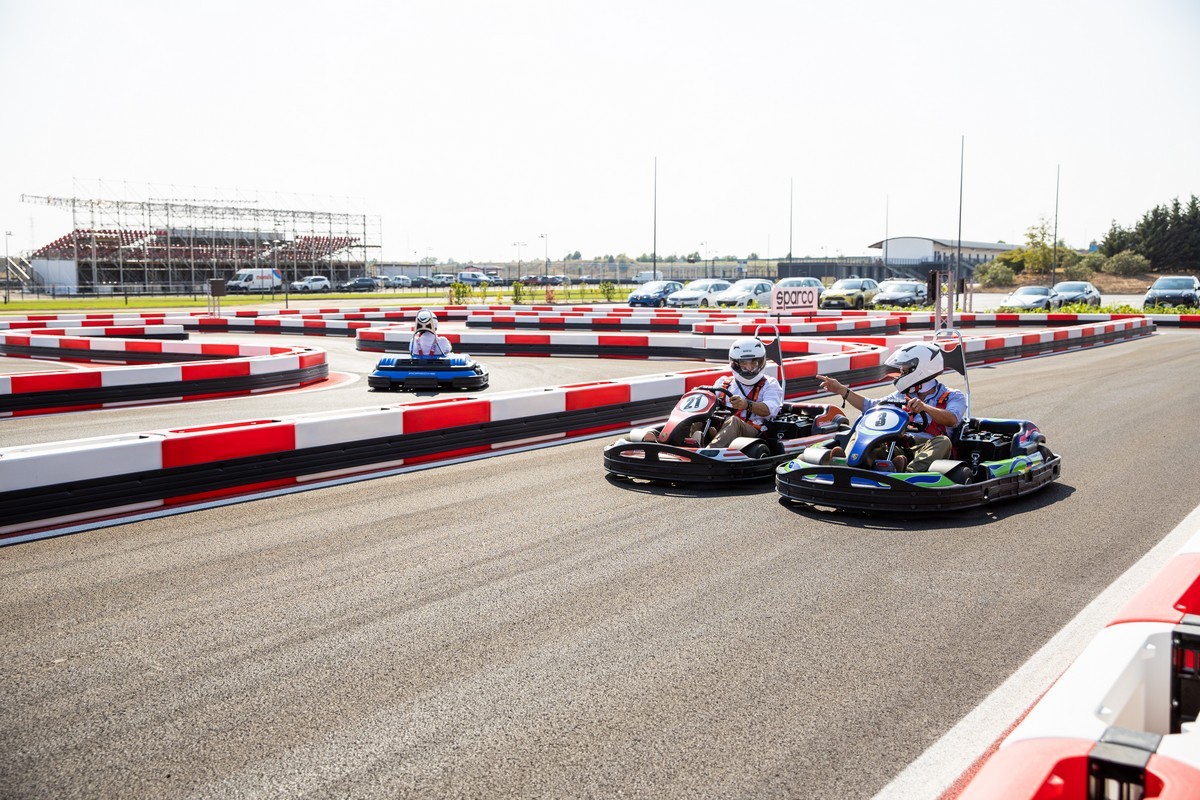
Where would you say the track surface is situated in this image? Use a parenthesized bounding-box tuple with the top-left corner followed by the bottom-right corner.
(3, 330, 1199, 798)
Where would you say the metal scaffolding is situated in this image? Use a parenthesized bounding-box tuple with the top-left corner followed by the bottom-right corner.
(21, 182, 382, 292)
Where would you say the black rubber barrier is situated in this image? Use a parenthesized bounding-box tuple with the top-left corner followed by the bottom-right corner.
(0, 363, 329, 414)
(0, 364, 886, 530)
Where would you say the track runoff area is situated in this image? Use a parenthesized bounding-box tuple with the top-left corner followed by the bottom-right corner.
(2, 300, 1198, 797)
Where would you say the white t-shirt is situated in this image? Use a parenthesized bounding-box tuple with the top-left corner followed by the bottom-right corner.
(717, 374, 783, 427)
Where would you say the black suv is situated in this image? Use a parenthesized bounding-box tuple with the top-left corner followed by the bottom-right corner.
(338, 277, 378, 292)
(1143, 276, 1199, 308)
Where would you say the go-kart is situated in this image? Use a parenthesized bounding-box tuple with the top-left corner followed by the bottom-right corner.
(775, 330, 1061, 513)
(603, 384, 848, 483)
(367, 353, 489, 392)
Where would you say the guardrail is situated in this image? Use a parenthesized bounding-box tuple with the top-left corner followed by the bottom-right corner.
(0, 342, 890, 543)
(0, 316, 1156, 541)
(956, 519, 1200, 799)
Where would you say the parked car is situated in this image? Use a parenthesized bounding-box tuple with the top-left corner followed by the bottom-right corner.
(338, 276, 378, 292)
(457, 271, 489, 285)
(999, 285, 1061, 311)
(627, 280, 683, 307)
(431, 273, 457, 287)
(712, 278, 775, 308)
(519, 274, 546, 285)
(666, 278, 731, 308)
(1052, 280, 1101, 307)
(384, 275, 412, 288)
(773, 276, 826, 301)
(410, 275, 433, 288)
(819, 278, 880, 309)
(290, 275, 331, 293)
(871, 279, 928, 308)
(1143, 275, 1200, 308)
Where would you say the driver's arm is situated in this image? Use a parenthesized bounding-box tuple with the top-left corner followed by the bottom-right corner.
(906, 397, 959, 427)
(816, 374, 864, 411)
(731, 395, 772, 417)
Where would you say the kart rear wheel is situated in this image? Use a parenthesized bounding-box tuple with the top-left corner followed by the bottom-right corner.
(741, 441, 771, 459)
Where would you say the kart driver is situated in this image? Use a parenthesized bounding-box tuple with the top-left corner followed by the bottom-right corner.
(409, 309, 453, 358)
(645, 337, 783, 447)
(816, 341, 966, 472)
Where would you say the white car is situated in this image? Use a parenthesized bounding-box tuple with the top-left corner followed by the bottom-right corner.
(384, 275, 412, 288)
(290, 275, 331, 292)
(712, 278, 775, 308)
(666, 278, 732, 308)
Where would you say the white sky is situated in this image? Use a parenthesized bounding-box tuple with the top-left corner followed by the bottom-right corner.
(2, 0, 1197, 264)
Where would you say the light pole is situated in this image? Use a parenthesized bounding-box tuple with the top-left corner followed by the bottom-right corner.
(4, 231, 10, 304)
(272, 240, 286, 309)
(538, 233, 548, 284)
(512, 241, 526, 279)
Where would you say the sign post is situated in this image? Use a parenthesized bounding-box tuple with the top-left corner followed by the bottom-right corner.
(771, 284, 819, 325)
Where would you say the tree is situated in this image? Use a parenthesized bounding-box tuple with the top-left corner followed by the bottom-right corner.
(1100, 220, 1136, 257)
(1023, 218, 1054, 275)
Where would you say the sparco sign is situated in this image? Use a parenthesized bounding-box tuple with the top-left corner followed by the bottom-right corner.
(771, 286, 819, 313)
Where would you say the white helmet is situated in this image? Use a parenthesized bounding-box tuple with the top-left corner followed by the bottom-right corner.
(414, 308, 438, 334)
(886, 342, 944, 395)
(729, 337, 768, 384)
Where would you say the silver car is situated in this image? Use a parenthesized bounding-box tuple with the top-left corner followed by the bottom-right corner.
(666, 278, 732, 308)
(713, 278, 775, 308)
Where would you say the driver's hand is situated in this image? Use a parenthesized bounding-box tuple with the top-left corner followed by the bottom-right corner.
(730, 395, 748, 411)
(905, 397, 927, 414)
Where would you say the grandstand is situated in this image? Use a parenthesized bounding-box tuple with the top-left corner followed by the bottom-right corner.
(20, 187, 381, 294)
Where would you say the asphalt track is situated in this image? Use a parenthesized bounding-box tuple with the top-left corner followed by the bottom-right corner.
(3, 327, 1199, 799)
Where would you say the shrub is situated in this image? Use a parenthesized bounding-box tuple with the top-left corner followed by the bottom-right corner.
(599, 281, 616, 303)
(975, 262, 1015, 288)
(511, 281, 525, 305)
(1061, 261, 1094, 281)
(451, 281, 470, 304)
(1102, 250, 1151, 276)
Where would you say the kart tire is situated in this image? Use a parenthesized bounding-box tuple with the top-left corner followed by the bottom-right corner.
(929, 459, 973, 484)
(740, 441, 772, 459)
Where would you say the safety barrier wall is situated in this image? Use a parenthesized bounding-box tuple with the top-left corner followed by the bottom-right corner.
(817, 308, 1200, 328)
(0, 332, 328, 416)
(0, 342, 891, 542)
(0, 317, 1156, 541)
(956, 523, 1200, 799)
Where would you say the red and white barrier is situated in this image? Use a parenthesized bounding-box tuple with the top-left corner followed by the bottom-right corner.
(956, 519, 1200, 799)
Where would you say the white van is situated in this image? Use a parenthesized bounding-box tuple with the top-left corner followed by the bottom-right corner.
(634, 270, 663, 283)
(226, 267, 283, 293)
(457, 271, 489, 285)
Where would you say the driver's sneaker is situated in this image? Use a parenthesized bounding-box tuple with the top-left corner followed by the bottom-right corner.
(892, 454, 908, 472)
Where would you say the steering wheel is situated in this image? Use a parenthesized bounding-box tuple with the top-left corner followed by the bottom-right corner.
(867, 397, 924, 439)
(672, 385, 733, 446)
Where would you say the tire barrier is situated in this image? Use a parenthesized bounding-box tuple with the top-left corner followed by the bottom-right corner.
(0, 343, 890, 543)
(0, 315, 1159, 539)
(815, 308, 1200, 329)
(956, 523, 1200, 799)
(0, 331, 328, 417)
(357, 317, 1154, 365)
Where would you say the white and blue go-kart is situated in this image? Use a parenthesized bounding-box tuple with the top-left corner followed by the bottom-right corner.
(367, 353, 489, 392)
(775, 329, 1061, 513)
